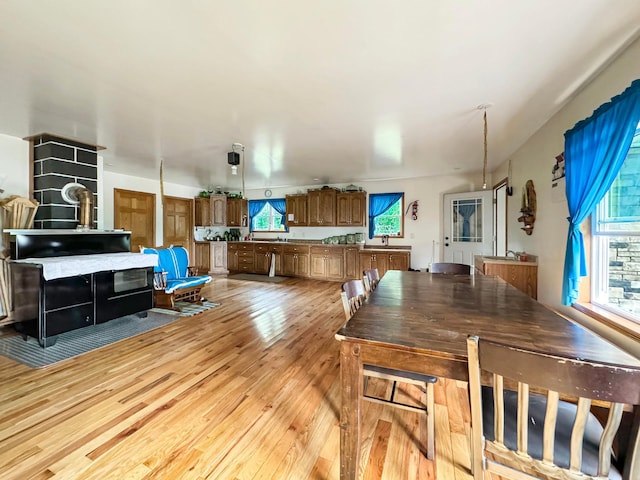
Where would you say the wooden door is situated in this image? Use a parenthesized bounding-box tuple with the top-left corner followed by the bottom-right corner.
(113, 189, 155, 251)
(163, 196, 193, 257)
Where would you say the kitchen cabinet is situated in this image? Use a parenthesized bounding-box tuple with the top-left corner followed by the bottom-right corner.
(474, 256, 538, 299)
(310, 246, 344, 281)
(226, 198, 248, 227)
(228, 242, 255, 272)
(308, 188, 337, 226)
(359, 250, 411, 279)
(255, 243, 283, 275)
(195, 195, 227, 226)
(194, 241, 211, 275)
(344, 246, 360, 279)
(227, 242, 239, 271)
(194, 197, 211, 227)
(285, 194, 308, 226)
(282, 244, 310, 277)
(211, 195, 227, 226)
(210, 242, 228, 275)
(337, 191, 366, 226)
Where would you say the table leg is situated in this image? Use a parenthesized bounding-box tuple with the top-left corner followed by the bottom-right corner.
(340, 341, 363, 480)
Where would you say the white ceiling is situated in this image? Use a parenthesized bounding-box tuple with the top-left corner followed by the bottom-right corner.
(1, 1, 639, 192)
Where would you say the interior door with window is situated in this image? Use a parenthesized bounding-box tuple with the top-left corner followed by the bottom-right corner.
(443, 190, 494, 265)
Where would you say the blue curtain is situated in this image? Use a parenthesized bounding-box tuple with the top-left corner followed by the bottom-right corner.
(248, 199, 267, 230)
(270, 198, 288, 231)
(562, 79, 640, 305)
(248, 199, 288, 231)
(368, 192, 403, 239)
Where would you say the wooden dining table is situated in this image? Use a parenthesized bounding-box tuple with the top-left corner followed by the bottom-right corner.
(334, 270, 640, 480)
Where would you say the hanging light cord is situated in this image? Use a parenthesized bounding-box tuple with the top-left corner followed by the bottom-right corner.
(482, 110, 488, 189)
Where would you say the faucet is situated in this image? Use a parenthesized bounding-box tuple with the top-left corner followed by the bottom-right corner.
(506, 250, 518, 258)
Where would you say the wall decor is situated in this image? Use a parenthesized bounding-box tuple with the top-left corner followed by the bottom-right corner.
(518, 180, 536, 235)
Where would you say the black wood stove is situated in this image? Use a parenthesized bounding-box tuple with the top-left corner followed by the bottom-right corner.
(9, 230, 157, 347)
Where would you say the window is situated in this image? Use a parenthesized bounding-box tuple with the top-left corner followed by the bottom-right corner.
(249, 199, 287, 232)
(369, 193, 404, 237)
(592, 124, 640, 321)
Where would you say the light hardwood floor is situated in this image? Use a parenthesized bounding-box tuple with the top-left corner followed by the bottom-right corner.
(0, 276, 474, 480)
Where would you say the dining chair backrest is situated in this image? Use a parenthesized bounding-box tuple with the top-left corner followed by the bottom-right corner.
(341, 279, 367, 320)
(430, 262, 471, 275)
(364, 268, 381, 290)
(467, 335, 640, 480)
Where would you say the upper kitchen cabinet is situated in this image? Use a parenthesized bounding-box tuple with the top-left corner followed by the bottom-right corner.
(211, 195, 227, 226)
(194, 197, 211, 227)
(227, 197, 248, 227)
(308, 188, 337, 226)
(336, 191, 366, 226)
(285, 194, 308, 227)
(195, 195, 227, 227)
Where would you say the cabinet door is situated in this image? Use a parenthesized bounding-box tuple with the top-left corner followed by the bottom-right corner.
(326, 252, 344, 280)
(345, 247, 359, 279)
(210, 242, 228, 274)
(308, 191, 322, 226)
(194, 197, 211, 226)
(255, 251, 270, 274)
(194, 242, 211, 274)
(388, 252, 410, 271)
(226, 198, 248, 227)
(320, 190, 336, 225)
(296, 254, 310, 277)
(282, 253, 296, 276)
(286, 195, 308, 226)
(210, 195, 227, 226)
(227, 245, 239, 271)
(336, 194, 351, 226)
(310, 254, 327, 278)
(349, 192, 366, 226)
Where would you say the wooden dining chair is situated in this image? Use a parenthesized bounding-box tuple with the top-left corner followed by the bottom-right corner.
(341, 279, 438, 459)
(364, 268, 381, 290)
(467, 335, 640, 480)
(430, 262, 471, 274)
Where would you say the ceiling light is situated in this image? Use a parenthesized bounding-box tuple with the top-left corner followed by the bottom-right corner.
(231, 165, 238, 175)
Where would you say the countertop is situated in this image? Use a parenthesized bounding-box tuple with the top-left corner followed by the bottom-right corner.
(474, 254, 537, 266)
(202, 239, 411, 252)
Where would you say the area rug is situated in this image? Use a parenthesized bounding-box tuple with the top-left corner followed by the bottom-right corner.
(228, 273, 286, 283)
(0, 311, 181, 369)
(149, 300, 220, 317)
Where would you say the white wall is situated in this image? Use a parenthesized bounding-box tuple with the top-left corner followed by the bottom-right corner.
(492, 36, 640, 356)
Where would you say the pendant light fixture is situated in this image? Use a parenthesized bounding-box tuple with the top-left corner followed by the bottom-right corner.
(477, 103, 493, 190)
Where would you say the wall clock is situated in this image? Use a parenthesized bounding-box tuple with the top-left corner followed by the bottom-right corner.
(264, 189, 272, 197)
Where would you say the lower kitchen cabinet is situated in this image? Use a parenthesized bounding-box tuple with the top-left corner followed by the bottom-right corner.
(255, 244, 283, 275)
(310, 246, 344, 281)
(194, 242, 211, 275)
(359, 250, 410, 279)
(282, 244, 310, 277)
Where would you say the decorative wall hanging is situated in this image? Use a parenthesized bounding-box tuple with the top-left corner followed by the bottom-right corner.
(518, 180, 536, 235)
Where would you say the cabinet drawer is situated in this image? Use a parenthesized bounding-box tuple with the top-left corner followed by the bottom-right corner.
(45, 275, 93, 311)
(284, 245, 310, 254)
(255, 244, 283, 254)
(237, 243, 254, 252)
(238, 256, 255, 265)
(44, 303, 94, 337)
(310, 246, 343, 255)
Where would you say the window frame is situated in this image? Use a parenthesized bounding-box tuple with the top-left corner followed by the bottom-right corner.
(370, 193, 405, 238)
(250, 202, 286, 233)
(590, 126, 640, 324)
